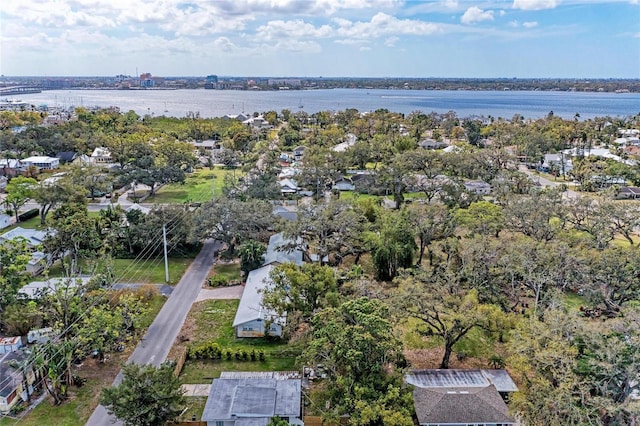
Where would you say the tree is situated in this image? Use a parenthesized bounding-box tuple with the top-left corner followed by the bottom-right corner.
(503, 188, 566, 242)
(0, 238, 32, 312)
(284, 199, 366, 266)
(302, 297, 412, 424)
(366, 210, 416, 281)
(43, 203, 101, 275)
(262, 263, 338, 322)
(507, 307, 600, 425)
(454, 200, 505, 238)
(5, 176, 37, 222)
(394, 273, 508, 369)
(238, 239, 266, 277)
(194, 197, 274, 255)
(32, 174, 86, 225)
(407, 202, 455, 266)
(100, 362, 186, 426)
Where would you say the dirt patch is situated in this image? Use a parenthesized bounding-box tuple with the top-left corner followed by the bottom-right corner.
(404, 348, 489, 370)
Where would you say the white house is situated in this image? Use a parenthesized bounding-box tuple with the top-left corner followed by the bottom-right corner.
(0, 227, 48, 248)
(21, 156, 59, 170)
(263, 232, 304, 267)
(232, 265, 283, 338)
(90, 147, 112, 164)
(279, 179, 300, 195)
(19, 276, 90, 299)
(0, 214, 10, 230)
(464, 180, 492, 195)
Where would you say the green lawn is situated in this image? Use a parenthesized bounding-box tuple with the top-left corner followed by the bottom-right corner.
(147, 167, 241, 204)
(209, 262, 241, 284)
(112, 257, 193, 285)
(176, 300, 299, 384)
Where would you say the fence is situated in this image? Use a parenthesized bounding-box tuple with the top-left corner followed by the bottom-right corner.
(174, 347, 188, 377)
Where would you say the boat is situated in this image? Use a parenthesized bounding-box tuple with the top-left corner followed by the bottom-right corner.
(298, 99, 303, 109)
(164, 102, 168, 113)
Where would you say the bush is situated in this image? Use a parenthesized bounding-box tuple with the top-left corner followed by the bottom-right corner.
(208, 275, 228, 287)
(18, 208, 39, 221)
(188, 343, 267, 362)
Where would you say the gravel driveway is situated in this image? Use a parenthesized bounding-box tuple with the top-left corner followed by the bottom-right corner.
(195, 285, 243, 302)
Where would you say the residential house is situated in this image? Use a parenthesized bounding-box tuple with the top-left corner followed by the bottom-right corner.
(0, 176, 7, 192)
(243, 115, 272, 130)
(90, 147, 113, 164)
(232, 264, 283, 338)
(202, 371, 303, 426)
(21, 156, 60, 170)
(0, 338, 22, 355)
(293, 146, 306, 161)
(0, 227, 48, 248)
(419, 138, 448, 150)
(332, 178, 355, 192)
(278, 167, 298, 180)
(55, 151, 78, 164)
(0, 159, 23, 177)
(0, 214, 10, 230)
(279, 179, 300, 195)
(19, 276, 91, 299)
(539, 153, 572, 175)
(223, 113, 249, 122)
(464, 180, 492, 195)
(332, 133, 357, 153)
(407, 369, 518, 426)
(617, 186, 640, 199)
(273, 206, 297, 222)
(0, 227, 50, 275)
(263, 232, 304, 267)
(0, 350, 36, 414)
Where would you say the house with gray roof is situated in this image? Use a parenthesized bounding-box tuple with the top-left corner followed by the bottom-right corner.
(232, 265, 283, 338)
(0, 350, 36, 414)
(202, 373, 302, 426)
(0, 227, 48, 248)
(263, 233, 303, 267)
(407, 369, 518, 426)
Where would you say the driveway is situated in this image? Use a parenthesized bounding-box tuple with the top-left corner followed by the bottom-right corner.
(195, 285, 243, 302)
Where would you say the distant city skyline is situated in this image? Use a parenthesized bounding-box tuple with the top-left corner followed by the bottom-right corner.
(1, 0, 639, 79)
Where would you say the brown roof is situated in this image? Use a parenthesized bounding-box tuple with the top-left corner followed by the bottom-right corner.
(413, 385, 515, 425)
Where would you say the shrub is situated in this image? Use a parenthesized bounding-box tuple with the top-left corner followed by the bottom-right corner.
(18, 208, 39, 222)
(208, 276, 228, 287)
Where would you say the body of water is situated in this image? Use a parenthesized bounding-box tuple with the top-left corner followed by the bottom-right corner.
(17, 88, 640, 120)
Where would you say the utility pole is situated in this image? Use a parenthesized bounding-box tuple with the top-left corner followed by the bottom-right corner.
(163, 224, 169, 283)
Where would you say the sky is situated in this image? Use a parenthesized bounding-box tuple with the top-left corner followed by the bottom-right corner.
(1, 0, 639, 78)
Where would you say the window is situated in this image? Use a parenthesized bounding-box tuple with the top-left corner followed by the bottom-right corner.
(216, 421, 224, 426)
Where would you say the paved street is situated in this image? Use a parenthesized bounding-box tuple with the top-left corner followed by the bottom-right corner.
(518, 165, 580, 199)
(86, 239, 221, 426)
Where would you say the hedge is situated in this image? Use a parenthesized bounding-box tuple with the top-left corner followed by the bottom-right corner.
(18, 208, 39, 222)
(188, 341, 265, 362)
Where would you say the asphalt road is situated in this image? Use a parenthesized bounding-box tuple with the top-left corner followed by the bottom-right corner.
(86, 239, 221, 426)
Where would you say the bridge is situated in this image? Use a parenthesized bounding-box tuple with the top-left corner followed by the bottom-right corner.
(0, 86, 41, 96)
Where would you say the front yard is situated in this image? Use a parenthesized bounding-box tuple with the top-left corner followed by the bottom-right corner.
(171, 299, 300, 384)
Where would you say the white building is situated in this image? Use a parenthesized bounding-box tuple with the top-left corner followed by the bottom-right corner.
(232, 265, 283, 338)
(21, 156, 59, 170)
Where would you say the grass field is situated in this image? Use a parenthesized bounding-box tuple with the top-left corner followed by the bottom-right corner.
(147, 167, 240, 204)
(175, 299, 299, 384)
(112, 257, 193, 285)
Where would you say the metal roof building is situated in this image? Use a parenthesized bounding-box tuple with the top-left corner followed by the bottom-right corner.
(201, 374, 302, 426)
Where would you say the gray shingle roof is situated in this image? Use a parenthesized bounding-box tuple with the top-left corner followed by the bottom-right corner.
(413, 385, 515, 425)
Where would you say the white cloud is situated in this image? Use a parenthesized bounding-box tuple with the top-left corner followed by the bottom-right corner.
(513, 0, 557, 11)
(508, 20, 519, 27)
(523, 21, 538, 28)
(333, 12, 442, 39)
(461, 7, 494, 24)
(256, 19, 333, 41)
(442, 0, 458, 8)
(384, 36, 399, 47)
(359, 46, 372, 51)
(499, 10, 506, 16)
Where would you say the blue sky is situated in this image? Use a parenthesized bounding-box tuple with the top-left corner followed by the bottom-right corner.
(1, 0, 639, 78)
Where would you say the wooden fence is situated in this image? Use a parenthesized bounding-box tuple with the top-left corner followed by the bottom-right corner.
(174, 347, 188, 377)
